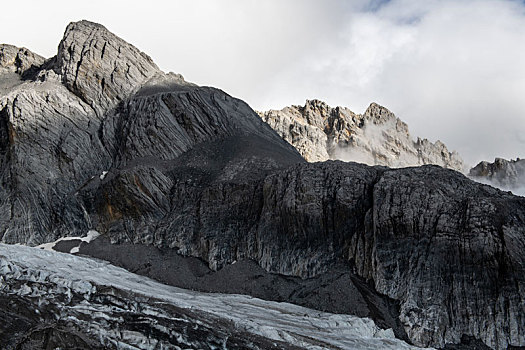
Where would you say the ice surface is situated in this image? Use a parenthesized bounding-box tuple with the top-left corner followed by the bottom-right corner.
(0, 244, 432, 349)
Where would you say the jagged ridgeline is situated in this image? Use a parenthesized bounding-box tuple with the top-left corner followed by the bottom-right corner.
(470, 157, 525, 194)
(258, 100, 464, 171)
(0, 21, 524, 349)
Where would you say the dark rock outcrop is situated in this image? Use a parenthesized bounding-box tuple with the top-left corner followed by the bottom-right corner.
(75, 218, 409, 341)
(0, 20, 524, 349)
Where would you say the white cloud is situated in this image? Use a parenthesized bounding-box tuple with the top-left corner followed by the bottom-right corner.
(257, 0, 525, 166)
(1, 0, 525, 166)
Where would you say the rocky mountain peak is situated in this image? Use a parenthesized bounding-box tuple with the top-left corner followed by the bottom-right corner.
(0, 44, 45, 77)
(1, 20, 524, 350)
(0, 20, 302, 246)
(363, 102, 396, 124)
(258, 100, 464, 171)
(303, 99, 329, 113)
(364, 102, 396, 120)
(55, 20, 160, 115)
(469, 157, 525, 193)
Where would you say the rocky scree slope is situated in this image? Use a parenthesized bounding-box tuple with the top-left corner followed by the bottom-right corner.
(258, 100, 464, 171)
(0, 20, 524, 349)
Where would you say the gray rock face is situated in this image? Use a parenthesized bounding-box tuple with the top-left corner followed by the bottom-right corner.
(258, 99, 465, 171)
(368, 166, 525, 349)
(0, 44, 44, 76)
(94, 158, 525, 349)
(0, 69, 109, 244)
(0, 20, 524, 349)
(56, 20, 161, 115)
(470, 157, 525, 193)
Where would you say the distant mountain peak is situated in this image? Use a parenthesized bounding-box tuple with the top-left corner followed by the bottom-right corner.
(258, 99, 464, 171)
(363, 102, 397, 124)
(469, 157, 525, 194)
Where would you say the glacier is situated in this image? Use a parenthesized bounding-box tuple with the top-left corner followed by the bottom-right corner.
(0, 243, 430, 349)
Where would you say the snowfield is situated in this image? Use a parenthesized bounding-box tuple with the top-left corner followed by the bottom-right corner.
(0, 243, 431, 349)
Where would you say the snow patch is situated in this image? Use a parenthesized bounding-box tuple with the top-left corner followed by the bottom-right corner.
(100, 171, 108, 180)
(35, 230, 101, 254)
(85, 230, 101, 242)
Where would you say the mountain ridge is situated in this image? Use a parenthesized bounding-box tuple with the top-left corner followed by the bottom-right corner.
(0, 20, 523, 349)
(258, 99, 465, 171)
(469, 157, 525, 196)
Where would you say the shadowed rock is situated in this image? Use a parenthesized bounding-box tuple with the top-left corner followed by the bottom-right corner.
(0, 20, 523, 349)
(0, 44, 45, 77)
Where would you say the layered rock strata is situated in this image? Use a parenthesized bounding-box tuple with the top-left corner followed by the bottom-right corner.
(0, 20, 523, 349)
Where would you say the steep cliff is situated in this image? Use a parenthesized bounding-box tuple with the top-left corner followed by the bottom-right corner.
(0, 20, 524, 349)
(258, 99, 465, 171)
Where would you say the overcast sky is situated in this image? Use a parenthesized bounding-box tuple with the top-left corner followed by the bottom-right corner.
(1, 0, 524, 165)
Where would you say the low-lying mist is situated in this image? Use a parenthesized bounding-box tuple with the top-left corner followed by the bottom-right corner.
(331, 119, 464, 171)
(468, 158, 525, 197)
(469, 177, 525, 197)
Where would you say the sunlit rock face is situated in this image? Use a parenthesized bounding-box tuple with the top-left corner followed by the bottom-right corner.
(56, 20, 160, 115)
(0, 20, 524, 350)
(258, 99, 464, 171)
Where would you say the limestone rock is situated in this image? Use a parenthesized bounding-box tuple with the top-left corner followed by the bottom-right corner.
(0, 20, 523, 350)
(0, 44, 44, 76)
(56, 20, 161, 115)
(258, 100, 465, 171)
(368, 166, 525, 349)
